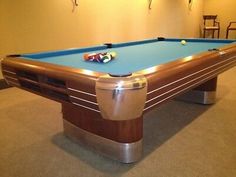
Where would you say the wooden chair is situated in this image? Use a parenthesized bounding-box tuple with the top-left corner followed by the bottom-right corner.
(226, 22, 236, 39)
(203, 15, 220, 38)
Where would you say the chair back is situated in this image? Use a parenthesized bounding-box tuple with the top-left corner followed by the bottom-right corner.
(203, 15, 220, 38)
(203, 15, 218, 26)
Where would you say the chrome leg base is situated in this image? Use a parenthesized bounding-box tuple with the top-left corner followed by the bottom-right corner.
(176, 90, 216, 104)
(63, 119, 143, 163)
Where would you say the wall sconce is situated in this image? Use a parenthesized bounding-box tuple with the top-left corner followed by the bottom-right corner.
(72, 0, 78, 12)
(75, 0, 78, 6)
(149, 0, 152, 10)
(188, 0, 193, 10)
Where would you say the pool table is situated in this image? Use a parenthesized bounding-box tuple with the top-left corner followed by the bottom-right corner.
(1, 37, 236, 163)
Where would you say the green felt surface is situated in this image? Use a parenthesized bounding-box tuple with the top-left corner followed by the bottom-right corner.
(22, 39, 233, 75)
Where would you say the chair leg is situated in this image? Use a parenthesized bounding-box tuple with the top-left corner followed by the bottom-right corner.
(226, 29, 229, 39)
(203, 29, 206, 38)
(217, 29, 220, 38)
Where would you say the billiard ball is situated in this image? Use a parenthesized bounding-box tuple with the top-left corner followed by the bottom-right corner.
(181, 40, 186, 45)
(109, 52, 117, 58)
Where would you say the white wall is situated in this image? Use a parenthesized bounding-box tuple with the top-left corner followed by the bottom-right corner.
(0, 0, 203, 57)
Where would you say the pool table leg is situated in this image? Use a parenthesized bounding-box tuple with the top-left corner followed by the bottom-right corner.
(176, 77, 217, 104)
(61, 102, 143, 163)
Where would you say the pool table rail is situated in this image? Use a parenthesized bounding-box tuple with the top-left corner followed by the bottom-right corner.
(1, 56, 101, 110)
(143, 45, 236, 112)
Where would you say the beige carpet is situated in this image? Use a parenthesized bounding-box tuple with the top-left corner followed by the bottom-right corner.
(0, 68, 236, 177)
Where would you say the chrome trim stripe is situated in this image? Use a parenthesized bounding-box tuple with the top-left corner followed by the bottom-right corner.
(63, 119, 143, 163)
(68, 87, 96, 97)
(147, 56, 236, 95)
(146, 61, 225, 104)
(4, 75, 18, 81)
(72, 102, 100, 112)
(69, 95, 98, 105)
(144, 59, 236, 111)
(5, 80, 20, 86)
(2, 70, 16, 75)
